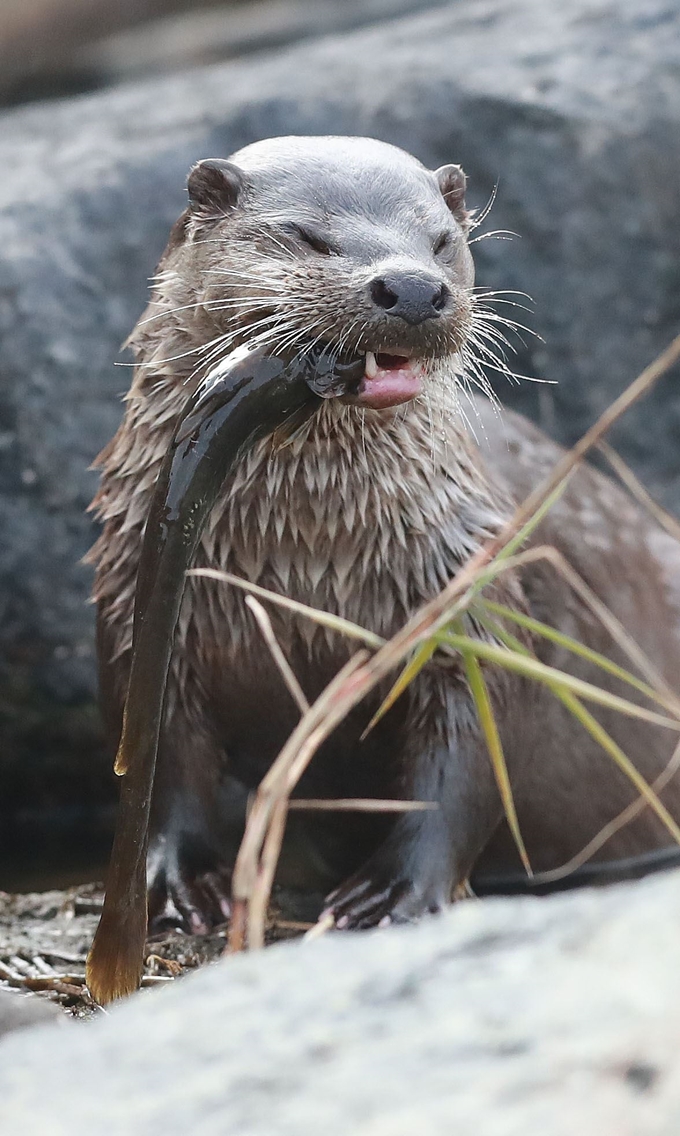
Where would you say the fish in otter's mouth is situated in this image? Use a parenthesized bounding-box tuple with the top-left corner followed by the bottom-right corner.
(305, 348, 425, 410)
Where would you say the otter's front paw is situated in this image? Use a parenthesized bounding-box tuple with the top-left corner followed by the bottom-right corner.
(147, 836, 232, 934)
(322, 868, 449, 930)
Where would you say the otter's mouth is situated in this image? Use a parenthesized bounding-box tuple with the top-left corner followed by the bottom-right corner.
(299, 345, 427, 409)
(356, 350, 423, 410)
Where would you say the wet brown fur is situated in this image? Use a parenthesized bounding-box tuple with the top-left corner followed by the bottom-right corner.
(89, 137, 680, 928)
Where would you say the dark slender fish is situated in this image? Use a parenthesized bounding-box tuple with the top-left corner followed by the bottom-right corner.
(86, 345, 364, 1004)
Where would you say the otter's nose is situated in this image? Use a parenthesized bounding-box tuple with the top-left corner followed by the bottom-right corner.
(369, 270, 449, 325)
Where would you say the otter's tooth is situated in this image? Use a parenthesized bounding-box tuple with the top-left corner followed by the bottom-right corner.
(365, 351, 378, 378)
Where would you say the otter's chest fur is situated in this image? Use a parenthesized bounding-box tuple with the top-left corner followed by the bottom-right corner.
(164, 396, 511, 789)
(181, 399, 509, 669)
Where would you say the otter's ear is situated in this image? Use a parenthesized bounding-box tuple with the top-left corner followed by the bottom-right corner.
(434, 164, 470, 231)
(187, 159, 244, 217)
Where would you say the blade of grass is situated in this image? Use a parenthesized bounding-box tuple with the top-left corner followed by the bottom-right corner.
(599, 441, 680, 545)
(190, 567, 385, 650)
(476, 612, 680, 848)
(438, 633, 680, 731)
(361, 640, 437, 739)
(469, 543, 678, 702)
(551, 690, 680, 846)
(458, 632, 531, 875)
(479, 598, 679, 716)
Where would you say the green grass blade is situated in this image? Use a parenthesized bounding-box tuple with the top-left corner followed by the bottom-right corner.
(459, 640, 532, 876)
(474, 611, 680, 847)
(422, 482, 570, 639)
(437, 633, 680, 731)
(479, 598, 678, 716)
(361, 641, 436, 738)
(489, 480, 570, 566)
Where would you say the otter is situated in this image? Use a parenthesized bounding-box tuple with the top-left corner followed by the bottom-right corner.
(89, 135, 680, 933)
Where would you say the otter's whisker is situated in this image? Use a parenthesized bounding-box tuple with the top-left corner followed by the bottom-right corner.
(464, 337, 519, 387)
(132, 328, 242, 369)
(136, 294, 280, 328)
(472, 288, 534, 304)
(471, 300, 539, 332)
(458, 344, 504, 402)
(468, 182, 498, 231)
(469, 322, 521, 361)
(468, 229, 518, 245)
(473, 311, 532, 333)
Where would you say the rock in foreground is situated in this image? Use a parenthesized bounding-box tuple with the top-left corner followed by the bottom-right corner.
(1, 873, 680, 1134)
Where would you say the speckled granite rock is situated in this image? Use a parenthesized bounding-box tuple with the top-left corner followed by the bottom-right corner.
(0, 990, 62, 1038)
(2, 872, 680, 1133)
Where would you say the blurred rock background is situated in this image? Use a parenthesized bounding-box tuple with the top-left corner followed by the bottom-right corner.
(0, 0, 448, 105)
(0, 0, 679, 887)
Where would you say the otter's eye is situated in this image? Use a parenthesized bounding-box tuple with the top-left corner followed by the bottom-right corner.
(291, 225, 335, 256)
(433, 232, 451, 256)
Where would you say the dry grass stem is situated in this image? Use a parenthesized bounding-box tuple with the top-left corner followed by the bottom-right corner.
(528, 739, 680, 885)
(246, 799, 289, 951)
(229, 653, 370, 950)
(190, 568, 384, 649)
(598, 441, 680, 545)
(245, 595, 310, 714)
(303, 913, 335, 942)
(287, 798, 437, 812)
(503, 332, 680, 547)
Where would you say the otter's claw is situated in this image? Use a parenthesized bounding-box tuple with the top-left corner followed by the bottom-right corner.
(148, 861, 232, 934)
(322, 871, 447, 930)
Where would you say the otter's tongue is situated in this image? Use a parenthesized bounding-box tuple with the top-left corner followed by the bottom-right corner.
(357, 351, 422, 409)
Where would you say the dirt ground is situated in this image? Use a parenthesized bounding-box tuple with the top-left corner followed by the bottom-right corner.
(0, 884, 322, 1022)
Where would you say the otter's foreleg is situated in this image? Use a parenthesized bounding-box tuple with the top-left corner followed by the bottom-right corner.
(323, 678, 513, 928)
(145, 699, 239, 934)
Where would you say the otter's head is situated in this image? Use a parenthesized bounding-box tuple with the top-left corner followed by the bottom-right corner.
(157, 136, 476, 411)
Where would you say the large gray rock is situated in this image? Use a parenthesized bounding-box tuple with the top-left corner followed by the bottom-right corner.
(0, 0, 448, 105)
(2, 873, 680, 1133)
(0, 0, 223, 105)
(0, 990, 63, 1038)
(1, 0, 680, 826)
